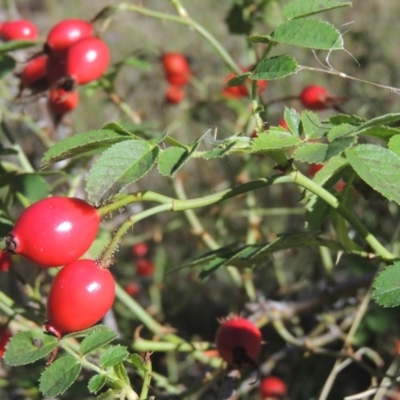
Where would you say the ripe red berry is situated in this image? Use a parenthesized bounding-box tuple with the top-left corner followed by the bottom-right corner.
(0, 250, 11, 272)
(0, 326, 11, 358)
(308, 163, 323, 176)
(299, 85, 331, 110)
(6, 197, 100, 268)
(278, 118, 289, 130)
(63, 37, 110, 86)
(46, 259, 115, 335)
(136, 258, 155, 277)
(124, 281, 140, 296)
(260, 376, 287, 399)
(215, 316, 262, 366)
(165, 85, 185, 104)
(0, 20, 38, 41)
(19, 55, 48, 93)
(45, 19, 93, 57)
(161, 52, 191, 86)
(132, 242, 149, 258)
(48, 88, 79, 116)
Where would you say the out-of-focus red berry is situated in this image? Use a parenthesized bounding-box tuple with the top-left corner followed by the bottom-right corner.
(19, 55, 48, 93)
(0, 20, 38, 41)
(278, 118, 289, 130)
(48, 89, 79, 117)
(132, 243, 149, 258)
(259, 376, 287, 398)
(299, 85, 331, 110)
(308, 163, 323, 176)
(0, 250, 11, 272)
(0, 326, 11, 358)
(124, 282, 140, 296)
(136, 258, 155, 277)
(166, 85, 185, 104)
(161, 53, 192, 86)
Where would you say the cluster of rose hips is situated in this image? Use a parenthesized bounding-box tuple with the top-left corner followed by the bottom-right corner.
(161, 52, 192, 104)
(1, 19, 110, 119)
(132, 242, 155, 277)
(3, 196, 115, 338)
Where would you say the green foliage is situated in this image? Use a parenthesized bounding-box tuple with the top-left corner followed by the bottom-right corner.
(4, 331, 58, 366)
(372, 262, 400, 307)
(39, 356, 82, 398)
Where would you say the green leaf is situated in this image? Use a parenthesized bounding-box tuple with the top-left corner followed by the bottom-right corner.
(388, 135, 400, 156)
(302, 111, 330, 139)
(62, 324, 112, 339)
(283, 107, 301, 136)
(372, 262, 400, 307)
(86, 140, 159, 206)
(329, 114, 365, 126)
(100, 345, 129, 368)
(357, 113, 400, 132)
(225, 3, 253, 35)
(361, 126, 400, 140)
(252, 130, 302, 151)
(252, 55, 298, 80)
(4, 330, 58, 366)
(80, 326, 117, 356)
(122, 56, 152, 70)
(113, 362, 130, 386)
(97, 389, 120, 400)
(127, 354, 146, 372)
(327, 124, 357, 141)
(251, 19, 343, 50)
(11, 173, 50, 202)
(197, 234, 343, 278)
(293, 136, 356, 163)
(88, 374, 106, 394)
(346, 144, 400, 204)
(0, 40, 40, 53)
(39, 356, 81, 398)
(283, 0, 352, 20)
(158, 147, 188, 177)
(41, 129, 132, 168)
(226, 72, 251, 87)
(158, 135, 202, 177)
(0, 54, 15, 79)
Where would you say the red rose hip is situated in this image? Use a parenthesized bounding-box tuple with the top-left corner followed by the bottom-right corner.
(64, 37, 110, 85)
(46, 259, 115, 335)
(45, 19, 93, 57)
(0, 20, 38, 41)
(48, 88, 79, 116)
(299, 85, 331, 110)
(215, 316, 262, 366)
(260, 376, 287, 398)
(6, 197, 100, 267)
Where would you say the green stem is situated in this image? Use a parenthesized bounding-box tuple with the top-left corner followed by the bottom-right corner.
(133, 338, 211, 353)
(139, 354, 152, 400)
(290, 170, 395, 261)
(99, 203, 171, 265)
